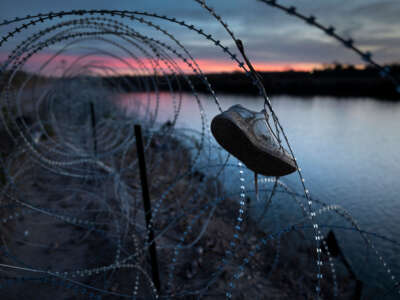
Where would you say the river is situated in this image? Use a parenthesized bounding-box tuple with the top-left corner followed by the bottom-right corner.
(117, 92, 400, 297)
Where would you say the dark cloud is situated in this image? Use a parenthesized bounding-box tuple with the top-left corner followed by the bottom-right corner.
(0, 0, 399, 68)
(350, 1, 400, 24)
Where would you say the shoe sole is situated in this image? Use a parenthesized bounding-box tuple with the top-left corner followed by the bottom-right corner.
(211, 112, 297, 177)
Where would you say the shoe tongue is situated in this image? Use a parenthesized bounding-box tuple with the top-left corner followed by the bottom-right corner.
(253, 116, 278, 147)
(253, 117, 269, 137)
(229, 104, 255, 119)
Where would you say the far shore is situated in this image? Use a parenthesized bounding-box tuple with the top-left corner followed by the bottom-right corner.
(111, 65, 400, 101)
(3, 64, 400, 101)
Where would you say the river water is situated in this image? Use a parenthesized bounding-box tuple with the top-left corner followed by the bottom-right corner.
(118, 92, 400, 297)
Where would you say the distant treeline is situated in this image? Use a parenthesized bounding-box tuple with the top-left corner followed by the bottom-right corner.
(3, 64, 400, 100)
(1, 70, 47, 90)
(109, 64, 400, 100)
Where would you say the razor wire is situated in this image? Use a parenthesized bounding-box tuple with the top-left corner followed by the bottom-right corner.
(0, 1, 399, 299)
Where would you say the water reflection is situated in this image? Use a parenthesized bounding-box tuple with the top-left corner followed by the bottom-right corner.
(117, 92, 400, 293)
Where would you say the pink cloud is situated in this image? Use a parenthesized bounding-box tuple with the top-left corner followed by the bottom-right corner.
(0, 51, 322, 75)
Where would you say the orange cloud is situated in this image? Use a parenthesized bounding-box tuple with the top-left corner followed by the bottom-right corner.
(192, 59, 321, 73)
(1, 52, 321, 75)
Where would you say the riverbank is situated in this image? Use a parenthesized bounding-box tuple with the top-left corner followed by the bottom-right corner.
(0, 117, 363, 299)
(110, 65, 400, 101)
(5, 66, 400, 101)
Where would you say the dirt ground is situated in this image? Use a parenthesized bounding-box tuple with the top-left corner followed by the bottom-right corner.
(0, 125, 361, 300)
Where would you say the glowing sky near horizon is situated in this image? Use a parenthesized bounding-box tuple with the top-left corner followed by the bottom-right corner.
(0, 0, 399, 74)
(0, 52, 321, 75)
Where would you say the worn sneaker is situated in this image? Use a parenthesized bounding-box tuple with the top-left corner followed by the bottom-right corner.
(211, 104, 297, 177)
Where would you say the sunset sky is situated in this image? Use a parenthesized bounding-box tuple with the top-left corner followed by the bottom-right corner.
(1, 0, 399, 74)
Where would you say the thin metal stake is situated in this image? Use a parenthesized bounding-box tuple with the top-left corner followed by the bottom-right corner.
(90, 101, 97, 156)
(134, 124, 161, 293)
